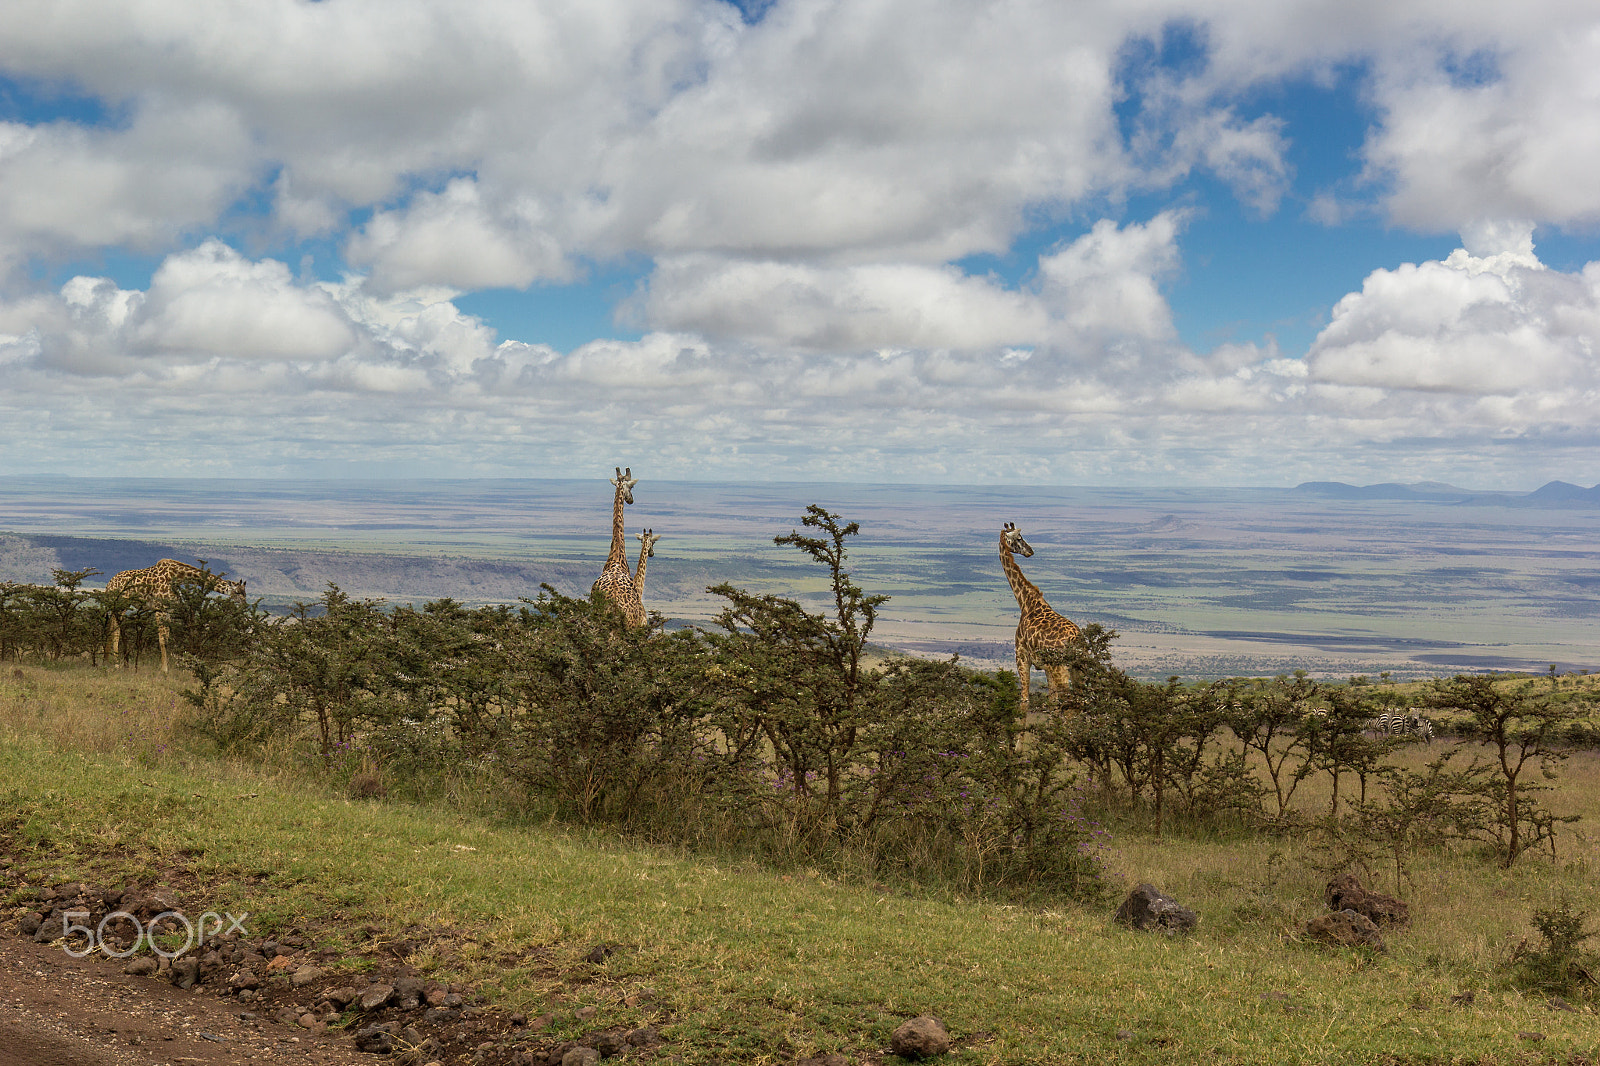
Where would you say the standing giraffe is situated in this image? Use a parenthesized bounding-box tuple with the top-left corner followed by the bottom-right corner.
(105, 559, 247, 674)
(591, 466, 648, 627)
(998, 521, 1084, 716)
(633, 529, 662, 602)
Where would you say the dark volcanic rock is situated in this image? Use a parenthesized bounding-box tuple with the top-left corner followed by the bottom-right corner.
(1114, 884, 1199, 936)
(1324, 873, 1410, 927)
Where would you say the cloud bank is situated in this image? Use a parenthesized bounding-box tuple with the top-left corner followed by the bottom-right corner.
(0, 0, 1597, 483)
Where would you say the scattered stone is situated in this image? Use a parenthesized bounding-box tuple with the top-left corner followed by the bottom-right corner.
(890, 1015, 950, 1059)
(561, 1047, 602, 1066)
(1547, 996, 1576, 1012)
(590, 1031, 627, 1058)
(290, 964, 325, 987)
(359, 983, 396, 1011)
(585, 944, 615, 964)
(575, 1006, 598, 1021)
(353, 1022, 398, 1054)
(296, 1013, 321, 1030)
(1114, 884, 1199, 936)
(169, 956, 200, 990)
(396, 1037, 445, 1066)
(1324, 874, 1410, 927)
(797, 1054, 849, 1066)
(229, 970, 261, 991)
(123, 957, 158, 977)
(1304, 909, 1386, 952)
(324, 985, 360, 1008)
(624, 1025, 660, 1047)
(1115, 1030, 1135, 1041)
(394, 975, 427, 1009)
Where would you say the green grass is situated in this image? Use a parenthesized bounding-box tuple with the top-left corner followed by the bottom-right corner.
(3, 663, 1599, 1064)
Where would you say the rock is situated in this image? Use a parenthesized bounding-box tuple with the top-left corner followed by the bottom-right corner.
(396, 1037, 445, 1066)
(589, 1031, 627, 1057)
(1114, 884, 1199, 936)
(562, 1048, 602, 1066)
(359, 983, 396, 1011)
(324, 985, 360, 1008)
(297, 1013, 321, 1031)
(289, 964, 324, 987)
(585, 944, 615, 964)
(394, 975, 427, 1009)
(123, 957, 159, 977)
(170, 957, 200, 990)
(890, 1015, 950, 1059)
(353, 1022, 398, 1054)
(229, 970, 261, 991)
(1304, 909, 1387, 952)
(1324, 874, 1409, 927)
(18, 912, 42, 938)
(798, 1054, 850, 1066)
(624, 1025, 660, 1047)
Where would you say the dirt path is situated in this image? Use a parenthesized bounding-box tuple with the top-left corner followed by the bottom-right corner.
(0, 935, 376, 1066)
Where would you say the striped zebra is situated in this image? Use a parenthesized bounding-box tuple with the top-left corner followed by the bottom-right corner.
(1404, 715, 1435, 743)
(1369, 711, 1404, 737)
(1369, 712, 1434, 743)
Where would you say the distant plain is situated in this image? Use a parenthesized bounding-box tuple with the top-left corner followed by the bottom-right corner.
(2, 476, 1597, 680)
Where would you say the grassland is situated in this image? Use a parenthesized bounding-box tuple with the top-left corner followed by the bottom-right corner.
(3, 662, 1599, 1065)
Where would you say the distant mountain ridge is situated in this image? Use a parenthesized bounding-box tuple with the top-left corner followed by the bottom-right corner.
(1292, 480, 1600, 508)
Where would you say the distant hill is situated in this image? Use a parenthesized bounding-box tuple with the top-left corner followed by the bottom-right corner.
(1293, 480, 1600, 508)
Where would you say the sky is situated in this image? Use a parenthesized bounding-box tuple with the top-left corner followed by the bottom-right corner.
(1, 0, 1598, 488)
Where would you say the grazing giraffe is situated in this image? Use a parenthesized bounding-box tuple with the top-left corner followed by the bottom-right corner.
(633, 528, 661, 602)
(105, 559, 247, 674)
(999, 521, 1085, 717)
(590, 466, 647, 627)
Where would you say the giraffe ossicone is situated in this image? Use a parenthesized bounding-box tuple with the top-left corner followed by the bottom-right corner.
(105, 559, 247, 674)
(999, 521, 1085, 717)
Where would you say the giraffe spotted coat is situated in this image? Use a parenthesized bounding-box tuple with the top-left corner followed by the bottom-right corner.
(999, 522, 1085, 716)
(105, 559, 247, 674)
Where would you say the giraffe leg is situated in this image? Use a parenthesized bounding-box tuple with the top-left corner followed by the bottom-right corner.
(108, 615, 122, 668)
(158, 617, 170, 675)
(1016, 645, 1031, 716)
(1043, 664, 1074, 719)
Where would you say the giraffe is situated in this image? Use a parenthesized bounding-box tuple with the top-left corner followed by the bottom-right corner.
(633, 528, 662, 602)
(590, 466, 648, 627)
(105, 559, 247, 674)
(998, 521, 1085, 717)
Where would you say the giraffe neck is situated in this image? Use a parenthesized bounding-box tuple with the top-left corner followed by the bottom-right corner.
(999, 540, 1042, 615)
(605, 485, 630, 571)
(633, 545, 650, 595)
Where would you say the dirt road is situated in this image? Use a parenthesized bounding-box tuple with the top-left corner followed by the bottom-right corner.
(0, 935, 375, 1066)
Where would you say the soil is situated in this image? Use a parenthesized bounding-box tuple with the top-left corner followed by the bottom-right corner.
(0, 932, 374, 1066)
(2, 864, 670, 1066)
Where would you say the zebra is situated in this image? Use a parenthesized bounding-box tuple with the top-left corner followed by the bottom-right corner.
(1369, 711, 1404, 737)
(1368, 712, 1434, 743)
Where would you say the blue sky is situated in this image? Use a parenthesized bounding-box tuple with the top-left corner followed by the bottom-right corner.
(1, 1, 1598, 487)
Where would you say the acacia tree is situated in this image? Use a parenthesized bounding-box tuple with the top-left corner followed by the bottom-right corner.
(702, 505, 887, 826)
(1424, 675, 1583, 866)
(1223, 672, 1321, 823)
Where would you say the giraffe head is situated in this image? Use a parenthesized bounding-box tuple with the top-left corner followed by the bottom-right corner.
(1001, 521, 1033, 557)
(636, 528, 661, 557)
(215, 577, 248, 602)
(612, 465, 638, 505)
